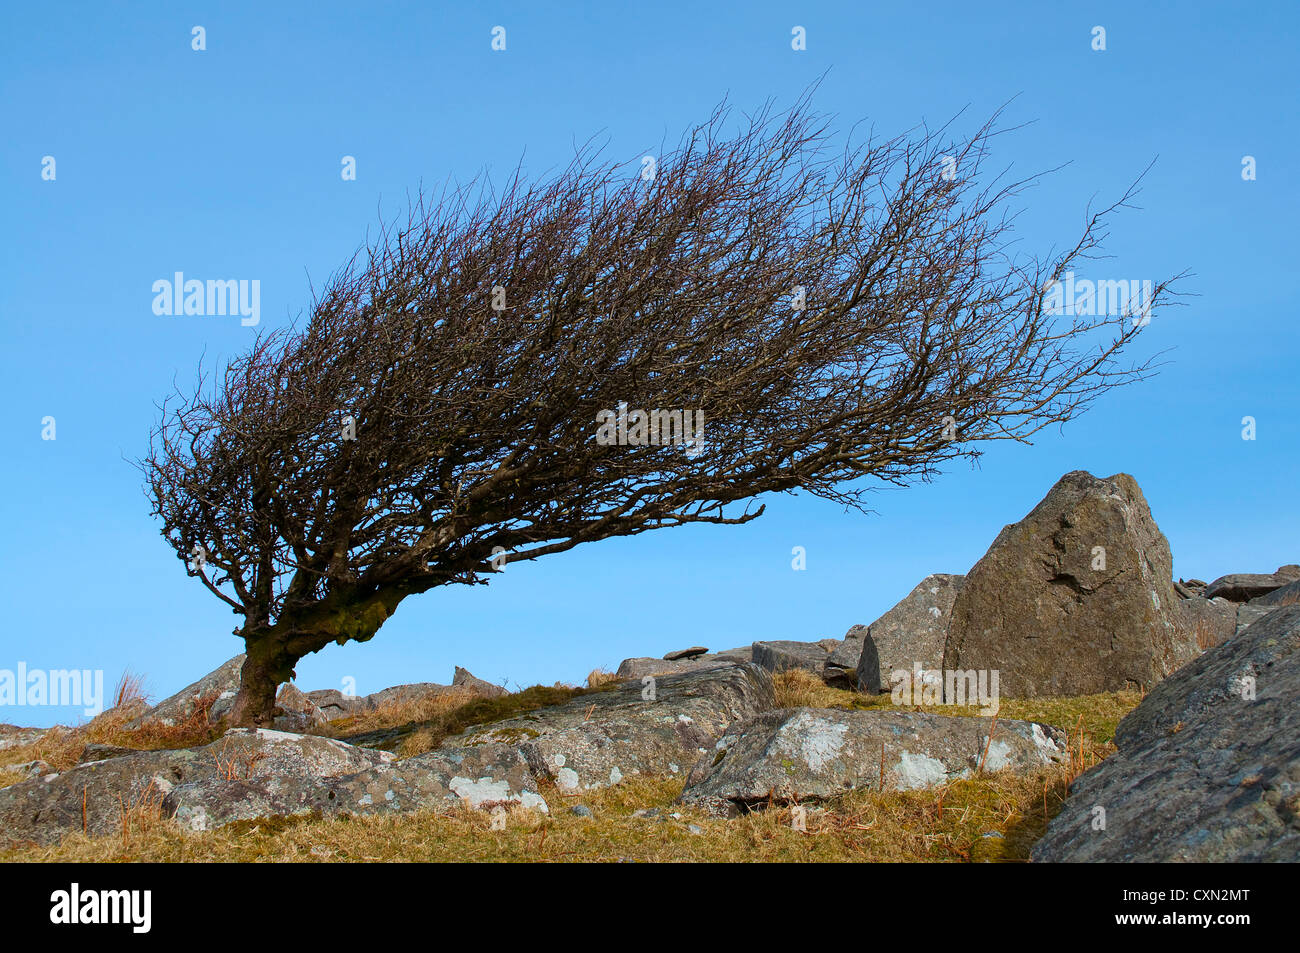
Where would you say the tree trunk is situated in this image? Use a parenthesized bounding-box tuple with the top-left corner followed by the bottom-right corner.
(228, 633, 298, 728)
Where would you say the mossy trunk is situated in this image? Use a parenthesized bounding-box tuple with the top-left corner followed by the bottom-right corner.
(227, 586, 409, 727)
(229, 635, 299, 728)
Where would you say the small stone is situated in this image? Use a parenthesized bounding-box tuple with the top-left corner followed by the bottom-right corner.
(570, 804, 594, 818)
(663, 647, 708, 661)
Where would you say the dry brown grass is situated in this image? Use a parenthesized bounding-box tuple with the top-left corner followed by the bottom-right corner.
(586, 668, 622, 690)
(0, 672, 226, 784)
(315, 686, 480, 740)
(773, 668, 861, 708)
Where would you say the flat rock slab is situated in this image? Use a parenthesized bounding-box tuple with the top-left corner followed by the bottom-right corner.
(1033, 606, 1300, 862)
(165, 742, 546, 832)
(663, 646, 709, 661)
(680, 707, 1067, 816)
(453, 663, 775, 794)
(615, 656, 736, 679)
(0, 729, 393, 847)
(1204, 566, 1300, 602)
(856, 573, 964, 692)
(1249, 578, 1300, 608)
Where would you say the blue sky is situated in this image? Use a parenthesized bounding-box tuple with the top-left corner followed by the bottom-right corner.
(2, 1, 1296, 726)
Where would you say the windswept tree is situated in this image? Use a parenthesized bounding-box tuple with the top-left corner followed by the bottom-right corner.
(143, 95, 1177, 726)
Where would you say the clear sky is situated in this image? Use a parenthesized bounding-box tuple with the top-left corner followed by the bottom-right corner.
(2, 1, 1297, 727)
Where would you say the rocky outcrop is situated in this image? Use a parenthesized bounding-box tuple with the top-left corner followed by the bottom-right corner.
(452, 667, 508, 699)
(1032, 606, 1300, 862)
(943, 471, 1197, 697)
(855, 574, 964, 693)
(453, 663, 775, 794)
(1203, 566, 1300, 602)
(680, 707, 1066, 816)
(0, 729, 394, 846)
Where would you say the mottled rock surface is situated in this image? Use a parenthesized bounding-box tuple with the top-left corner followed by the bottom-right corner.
(1175, 595, 1238, 652)
(856, 574, 964, 693)
(165, 742, 545, 831)
(0, 729, 394, 846)
(1033, 606, 1300, 862)
(453, 663, 775, 793)
(680, 707, 1066, 816)
(944, 471, 1197, 697)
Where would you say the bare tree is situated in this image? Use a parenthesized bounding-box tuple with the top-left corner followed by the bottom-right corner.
(142, 94, 1178, 726)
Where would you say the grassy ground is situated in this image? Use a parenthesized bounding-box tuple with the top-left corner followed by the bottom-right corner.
(0, 670, 1141, 863)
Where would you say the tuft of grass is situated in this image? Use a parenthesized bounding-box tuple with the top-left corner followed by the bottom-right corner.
(586, 668, 621, 690)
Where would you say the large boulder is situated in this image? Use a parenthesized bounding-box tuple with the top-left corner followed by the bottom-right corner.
(680, 707, 1067, 816)
(0, 729, 394, 846)
(132, 655, 245, 728)
(855, 574, 965, 693)
(1033, 606, 1300, 862)
(751, 640, 829, 676)
(1203, 565, 1300, 602)
(943, 471, 1197, 697)
(165, 742, 547, 832)
(452, 663, 775, 794)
